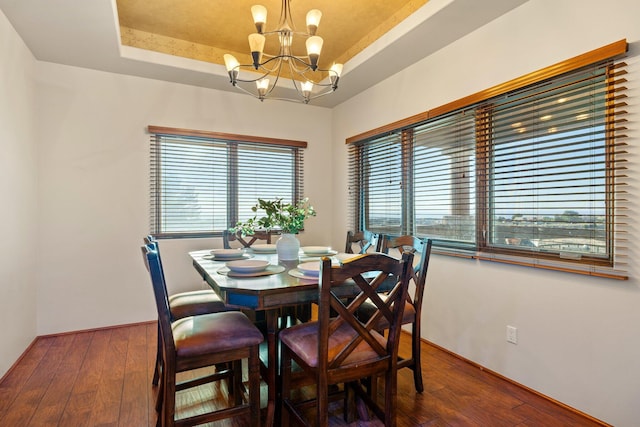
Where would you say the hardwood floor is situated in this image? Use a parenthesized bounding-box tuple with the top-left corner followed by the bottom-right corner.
(0, 322, 606, 426)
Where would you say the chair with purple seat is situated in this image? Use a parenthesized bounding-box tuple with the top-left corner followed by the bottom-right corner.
(357, 234, 433, 393)
(144, 235, 232, 387)
(279, 252, 413, 426)
(142, 244, 263, 427)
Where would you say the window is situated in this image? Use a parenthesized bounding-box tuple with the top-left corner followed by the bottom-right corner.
(348, 40, 628, 278)
(149, 126, 306, 237)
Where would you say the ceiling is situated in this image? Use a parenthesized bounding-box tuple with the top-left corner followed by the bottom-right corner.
(0, 0, 528, 107)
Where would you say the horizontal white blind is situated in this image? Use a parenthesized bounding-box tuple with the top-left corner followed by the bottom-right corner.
(412, 111, 476, 248)
(150, 130, 304, 237)
(348, 133, 404, 236)
(347, 41, 628, 279)
(478, 60, 628, 277)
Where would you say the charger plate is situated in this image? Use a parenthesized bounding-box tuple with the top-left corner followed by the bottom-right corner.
(217, 264, 285, 277)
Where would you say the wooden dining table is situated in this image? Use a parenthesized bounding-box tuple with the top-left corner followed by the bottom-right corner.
(189, 249, 360, 427)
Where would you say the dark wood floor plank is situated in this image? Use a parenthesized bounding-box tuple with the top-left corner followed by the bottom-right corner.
(87, 326, 130, 426)
(118, 324, 150, 427)
(0, 334, 75, 426)
(58, 329, 112, 427)
(0, 336, 54, 414)
(0, 324, 609, 427)
(514, 401, 604, 427)
(27, 331, 93, 426)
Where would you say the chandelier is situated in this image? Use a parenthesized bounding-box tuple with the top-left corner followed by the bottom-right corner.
(223, 0, 343, 104)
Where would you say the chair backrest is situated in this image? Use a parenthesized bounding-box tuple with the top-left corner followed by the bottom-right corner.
(223, 229, 274, 249)
(143, 235, 168, 279)
(141, 244, 176, 356)
(344, 230, 381, 254)
(316, 252, 413, 375)
(380, 235, 432, 311)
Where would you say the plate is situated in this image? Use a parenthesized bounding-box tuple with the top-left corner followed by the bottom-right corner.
(251, 244, 277, 253)
(210, 249, 245, 259)
(288, 269, 321, 280)
(220, 264, 285, 277)
(296, 261, 321, 276)
(301, 246, 338, 256)
(203, 253, 252, 261)
(225, 259, 270, 274)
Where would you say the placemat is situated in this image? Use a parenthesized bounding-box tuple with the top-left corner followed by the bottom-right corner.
(217, 264, 285, 277)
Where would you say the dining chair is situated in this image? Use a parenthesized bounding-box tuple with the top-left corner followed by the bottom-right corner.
(358, 235, 432, 393)
(344, 230, 382, 254)
(223, 229, 275, 249)
(144, 236, 232, 387)
(279, 252, 414, 426)
(142, 244, 264, 427)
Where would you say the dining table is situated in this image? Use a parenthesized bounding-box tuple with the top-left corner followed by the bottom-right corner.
(189, 247, 361, 427)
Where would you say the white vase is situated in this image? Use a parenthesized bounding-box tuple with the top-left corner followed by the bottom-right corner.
(276, 233, 300, 261)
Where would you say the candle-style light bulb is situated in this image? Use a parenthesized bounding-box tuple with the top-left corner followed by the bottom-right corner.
(251, 5, 267, 33)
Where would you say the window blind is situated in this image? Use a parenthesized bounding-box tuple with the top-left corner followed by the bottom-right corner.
(477, 60, 628, 277)
(412, 110, 477, 249)
(347, 40, 628, 278)
(149, 126, 305, 237)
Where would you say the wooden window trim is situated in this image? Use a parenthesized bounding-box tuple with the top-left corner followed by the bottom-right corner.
(346, 39, 627, 145)
(148, 125, 308, 148)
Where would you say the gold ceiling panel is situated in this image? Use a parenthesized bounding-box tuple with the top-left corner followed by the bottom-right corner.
(116, 0, 429, 71)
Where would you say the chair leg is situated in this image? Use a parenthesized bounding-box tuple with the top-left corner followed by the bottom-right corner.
(249, 347, 261, 427)
(316, 374, 329, 427)
(163, 367, 177, 427)
(343, 382, 357, 423)
(412, 321, 424, 393)
(153, 322, 162, 386)
(384, 367, 398, 427)
(232, 360, 243, 406)
(156, 366, 164, 413)
(280, 348, 291, 427)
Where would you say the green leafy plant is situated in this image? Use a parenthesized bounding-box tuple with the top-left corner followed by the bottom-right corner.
(231, 197, 316, 235)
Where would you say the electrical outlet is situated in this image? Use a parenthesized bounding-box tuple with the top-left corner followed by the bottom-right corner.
(506, 325, 518, 344)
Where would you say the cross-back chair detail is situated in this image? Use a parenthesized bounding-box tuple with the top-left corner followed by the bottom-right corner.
(279, 252, 414, 426)
(373, 234, 433, 393)
(344, 230, 382, 254)
(223, 229, 274, 249)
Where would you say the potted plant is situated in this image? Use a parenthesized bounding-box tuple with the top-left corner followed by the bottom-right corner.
(231, 197, 316, 260)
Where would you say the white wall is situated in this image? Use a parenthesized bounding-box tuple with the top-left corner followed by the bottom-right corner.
(33, 63, 333, 334)
(332, 0, 640, 425)
(0, 10, 38, 376)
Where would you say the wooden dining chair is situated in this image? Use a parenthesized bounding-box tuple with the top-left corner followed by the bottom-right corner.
(279, 252, 414, 426)
(358, 235, 433, 393)
(144, 236, 232, 387)
(344, 230, 382, 254)
(142, 244, 264, 427)
(223, 229, 275, 249)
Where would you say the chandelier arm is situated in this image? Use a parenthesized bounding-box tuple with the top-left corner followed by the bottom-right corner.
(286, 56, 314, 75)
(308, 86, 338, 100)
(232, 67, 273, 84)
(279, 0, 295, 31)
(258, 56, 286, 74)
(231, 82, 262, 99)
